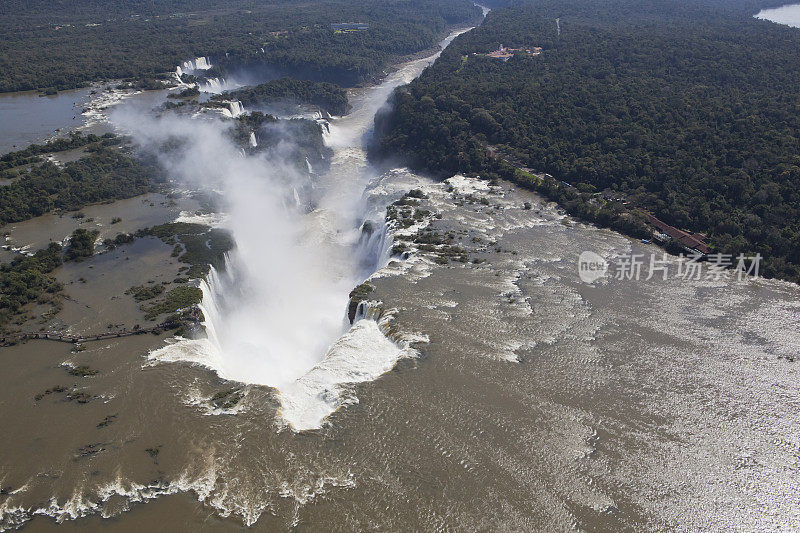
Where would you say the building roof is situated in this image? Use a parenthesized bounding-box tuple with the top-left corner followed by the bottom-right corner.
(487, 50, 514, 59)
(642, 212, 710, 253)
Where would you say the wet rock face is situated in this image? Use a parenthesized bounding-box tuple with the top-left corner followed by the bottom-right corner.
(347, 282, 375, 324)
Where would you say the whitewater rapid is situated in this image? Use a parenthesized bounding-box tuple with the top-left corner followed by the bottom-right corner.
(145, 27, 476, 431)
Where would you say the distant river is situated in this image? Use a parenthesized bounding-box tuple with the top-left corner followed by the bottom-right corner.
(755, 3, 800, 26)
(0, 88, 92, 154)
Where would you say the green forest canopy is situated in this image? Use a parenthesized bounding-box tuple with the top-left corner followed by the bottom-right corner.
(0, 0, 481, 92)
(216, 78, 350, 115)
(372, 0, 800, 282)
(0, 137, 160, 225)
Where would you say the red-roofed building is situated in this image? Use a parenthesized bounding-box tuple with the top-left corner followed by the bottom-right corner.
(641, 211, 710, 254)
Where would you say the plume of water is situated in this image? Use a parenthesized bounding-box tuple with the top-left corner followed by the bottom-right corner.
(180, 57, 212, 73)
(112, 110, 358, 388)
(110, 24, 477, 429)
(228, 101, 244, 117)
(202, 78, 223, 93)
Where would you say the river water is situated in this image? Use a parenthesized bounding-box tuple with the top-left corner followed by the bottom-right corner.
(756, 3, 800, 26)
(0, 83, 173, 156)
(0, 89, 93, 154)
(2, 15, 800, 533)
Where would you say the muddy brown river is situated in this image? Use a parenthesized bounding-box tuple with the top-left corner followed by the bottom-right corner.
(1, 22, 799, 532)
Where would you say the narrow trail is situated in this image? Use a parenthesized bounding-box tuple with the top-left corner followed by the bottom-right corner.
(2, 326, 165, 344)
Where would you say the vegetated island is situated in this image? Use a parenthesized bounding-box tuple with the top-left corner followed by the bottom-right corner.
(371, 0, 800, 282)
(0, 134, 232, 333)
(0, 222, 233, 334)
(0, 132, 162, 225)
(213, 78, 350, 116)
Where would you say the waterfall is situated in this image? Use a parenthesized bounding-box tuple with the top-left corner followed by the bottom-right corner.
(353, 218, 393, 276)
(353, 300, 385, 323)
(180, 57, 212, 73)
(205, 101, 243, 119)
(305, 157, 313, 174)
(198, 268, 224, 353)
(167, 216, 354, 390)
(249, 132, 257, 147)
(201, 77, 225, 93)
(318, 119, 332, 145)
(228, 101, 244, 117)
(135, 25, 474, 431)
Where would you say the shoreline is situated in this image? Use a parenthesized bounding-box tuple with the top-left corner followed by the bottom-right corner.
(0, 17, 483, 159)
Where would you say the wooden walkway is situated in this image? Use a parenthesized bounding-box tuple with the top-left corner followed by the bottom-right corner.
(1, 327, 164, 345)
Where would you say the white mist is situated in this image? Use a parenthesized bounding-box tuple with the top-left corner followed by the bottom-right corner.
(113, 25, 475, 429)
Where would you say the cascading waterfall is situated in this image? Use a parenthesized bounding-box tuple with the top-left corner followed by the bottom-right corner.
(318, 119, 332, 146)
(134, 24, 478, 431)
(228, 101, 244, 117)
(249, 132, 258, 147)
(194, 56, 212, 70)
(353, 218, 393, 276)
(201, 77, 225, 93)
(181, 57, 212, 73)
(176, 57, 213, 84)
(208, 100, 244, 118)
(186, 250, 353, 388)
(125, 111, 363, 393)
(140, 97, 409, 429)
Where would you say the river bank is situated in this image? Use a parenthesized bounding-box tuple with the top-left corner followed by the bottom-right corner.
(0, 22, 489, 530)
(6, 169, 798, 531)
(3, 7, 799, 531)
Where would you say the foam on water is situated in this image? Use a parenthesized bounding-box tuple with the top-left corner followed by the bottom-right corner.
(174, 210, 228, 226)
(278, 312, 425, 430)
(445, 174, 491, 195)
(137, 55, 441, 429)
(81, 86, 141, 128)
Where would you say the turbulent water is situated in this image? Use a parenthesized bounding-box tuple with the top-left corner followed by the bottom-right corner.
(130, 29, 474, 432)
(2, 17, 800, 532)
(159, 77, 429, 423)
